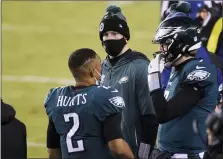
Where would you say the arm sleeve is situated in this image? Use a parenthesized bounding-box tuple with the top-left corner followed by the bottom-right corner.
(140, 114, 158, 152)
(151, 63, 216, 123)
(151, 86, 203, 124)
(135, 60, 155, 115)
(47, 119, 61, 149)
(103, 113, 123, 143)
(44, 88, 55, 108)
(135, 60, 159, 149)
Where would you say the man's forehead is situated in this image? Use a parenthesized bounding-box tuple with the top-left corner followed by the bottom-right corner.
(104, 31, 120, 34)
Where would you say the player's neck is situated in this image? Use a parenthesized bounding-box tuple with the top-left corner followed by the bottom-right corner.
(120, 44, 129, 55)
(174, 56, 194, 66)
(75, 79, 95, 87)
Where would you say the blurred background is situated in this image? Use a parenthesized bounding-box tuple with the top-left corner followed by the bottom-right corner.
(2, 1, 160, 157)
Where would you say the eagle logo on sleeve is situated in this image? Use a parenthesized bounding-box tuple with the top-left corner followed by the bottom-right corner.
(118, 76, 129, 84)
(109, 96, 125, 108)
(187, 70, 211, 81)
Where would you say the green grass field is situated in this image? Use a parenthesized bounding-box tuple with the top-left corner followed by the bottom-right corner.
(2, 1, 160, 157)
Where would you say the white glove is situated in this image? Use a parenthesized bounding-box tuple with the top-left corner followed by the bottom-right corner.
(148, 54, 165, 92)
(148, 54, 165, 74)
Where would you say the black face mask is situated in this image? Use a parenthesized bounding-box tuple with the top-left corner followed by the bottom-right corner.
(102, 38, 127, 57)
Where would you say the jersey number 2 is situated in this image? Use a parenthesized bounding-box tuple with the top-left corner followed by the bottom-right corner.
(64, 113, 84, 153)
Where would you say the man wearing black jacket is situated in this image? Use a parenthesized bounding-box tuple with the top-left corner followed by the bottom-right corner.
(99, 5, 158, 159)
(1, 99, 27, 159)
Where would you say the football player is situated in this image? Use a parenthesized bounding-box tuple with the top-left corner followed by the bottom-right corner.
(44, 48, 134, 159)
(148, 3, 218, 159)
(160, 2, 223, 112)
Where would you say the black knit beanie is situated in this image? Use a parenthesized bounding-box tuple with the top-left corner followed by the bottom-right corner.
(99, 5, 130, 41)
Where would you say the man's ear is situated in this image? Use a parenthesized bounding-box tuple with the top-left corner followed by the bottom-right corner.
(102, 42, 106, 50)
(89, 68, 94, 77)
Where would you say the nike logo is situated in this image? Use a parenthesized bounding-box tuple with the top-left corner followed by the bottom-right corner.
(196, 66, 206, 69)
(111, 89, 118, 93)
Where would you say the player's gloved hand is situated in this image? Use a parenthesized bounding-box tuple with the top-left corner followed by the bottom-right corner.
(148, 53, 165, 92)
(149, 53, 165, 74)
(138, 142, 151, 159)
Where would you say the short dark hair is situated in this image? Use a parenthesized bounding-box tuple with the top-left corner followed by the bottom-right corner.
(198, 5, 209, 13)
(68, 48, 97, 78)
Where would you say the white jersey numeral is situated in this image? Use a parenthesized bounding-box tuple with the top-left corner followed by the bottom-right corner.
(64, 113, 84, 153)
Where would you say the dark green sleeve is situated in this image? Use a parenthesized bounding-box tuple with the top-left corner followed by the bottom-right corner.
(182, 63, 215, 88)
(44, 88, 55, 108)
(135, 60, 155, 115)
(94, 86, 124, 122)
(44, 88, 56, 121)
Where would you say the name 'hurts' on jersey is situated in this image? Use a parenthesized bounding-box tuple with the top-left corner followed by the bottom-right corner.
(44, 85, 124, 159)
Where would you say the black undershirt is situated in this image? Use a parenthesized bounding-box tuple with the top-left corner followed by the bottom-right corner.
(140, 114, 158, 154)
(47, 119, 60, 148)
(103, 113, 123, 142)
